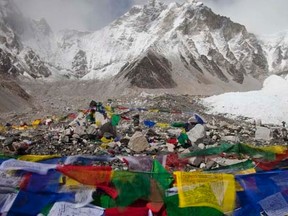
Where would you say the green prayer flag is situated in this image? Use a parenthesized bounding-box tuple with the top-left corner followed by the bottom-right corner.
(152, 160, 174, 190)
(177, 133, 189, 146)
(206, 160, 255, 173)
(171, 122, 186, 128)
(181, 143, 276, 161)
(112, 171, 151, 206)
(92, 193, 117, 208)
(111, 114, 121, 126)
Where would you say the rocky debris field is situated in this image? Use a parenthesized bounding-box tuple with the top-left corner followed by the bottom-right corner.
(0, 94, 287, 171)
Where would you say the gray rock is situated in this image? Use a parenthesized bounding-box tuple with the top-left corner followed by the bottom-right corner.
(181, 148, 191, 154)
(125, 148, 131, 153)
(62, 136, 70, 143)
(187, 124, 206, 143)
(72, 134, 80, 139)
(255, 126, 271, 141)
(219, 121, 228, 128)
(69, 113, 86, 127)
(20, 132, 33, 138)
(223, 129, 231, 135)
(205, 160, 216, 169)
(228, 125, 239, 131)
(100, 122, 117, 137)
(73, 126, 86, 136)
(3, 137, 14, 146)
(167, 129, 182, 137)
(64, 128, 73, 136)
(212, 135, 219, 142)
(108, 142, 117, 148)
(221, 136, 240, 143)
(198, 143, 206, 149)
(188, 157, 203, 166)
(206, 124, 218, 130)
(241, 130, 251, 135)
(200, 163, 206, 169)
(166, 143, 175, 152)
(86, 126, 97, 135)
(128, 131, 149, 153)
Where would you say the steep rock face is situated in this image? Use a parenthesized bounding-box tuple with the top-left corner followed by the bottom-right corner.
(0, 74, 32, 113)
(23, 49, 51, 78)
(72, 50, 88, 78)
(117, 50, 177, 88)
(172, 4, 267, 80)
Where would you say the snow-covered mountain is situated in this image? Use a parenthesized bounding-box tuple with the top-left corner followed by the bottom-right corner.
(0, 0, 287, 91)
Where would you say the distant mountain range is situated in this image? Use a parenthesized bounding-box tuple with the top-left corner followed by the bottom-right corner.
(0, 0, 287, 91)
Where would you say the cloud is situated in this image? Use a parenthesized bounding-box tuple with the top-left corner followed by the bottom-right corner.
(14, 0, 134, 32)
(201, 0, 288, 35)
(14, 0, 288, 35)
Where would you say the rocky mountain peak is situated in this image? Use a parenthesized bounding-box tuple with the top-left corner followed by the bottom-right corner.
(32, 18, 52, 36)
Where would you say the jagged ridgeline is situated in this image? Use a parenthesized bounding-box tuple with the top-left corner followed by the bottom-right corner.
(0, 0, 286, 90)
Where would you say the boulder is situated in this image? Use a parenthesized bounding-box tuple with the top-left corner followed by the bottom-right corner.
(128, 131, 149, 153)
(255, 126, 271, 141)
(187, 124, 206, 143)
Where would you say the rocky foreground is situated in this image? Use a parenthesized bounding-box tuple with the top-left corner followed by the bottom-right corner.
(0, 94, 287, 170)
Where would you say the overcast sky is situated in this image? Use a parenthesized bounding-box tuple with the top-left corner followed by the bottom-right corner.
(14, 0, 288, 35)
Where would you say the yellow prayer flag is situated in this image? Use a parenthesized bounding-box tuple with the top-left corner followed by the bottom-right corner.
(260, 145, 287, 154)
(95, 120, 102, 127)
(101, 137, 113, 143)
(149, 109, 159, 113)
(0, 125, 5, 132)
(32, 119, 42, 127)
(63, 176, 81, 188)
(105, 105, 112, 112)
(235, 181, 244, 192)
(18, 155, 61, 162)
(174, 171, 235, 213)
(236, 168, 256, 175)
(156, 123, 170, 128)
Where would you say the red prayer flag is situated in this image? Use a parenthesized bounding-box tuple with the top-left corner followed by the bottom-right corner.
(57, 165, 112, 186)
